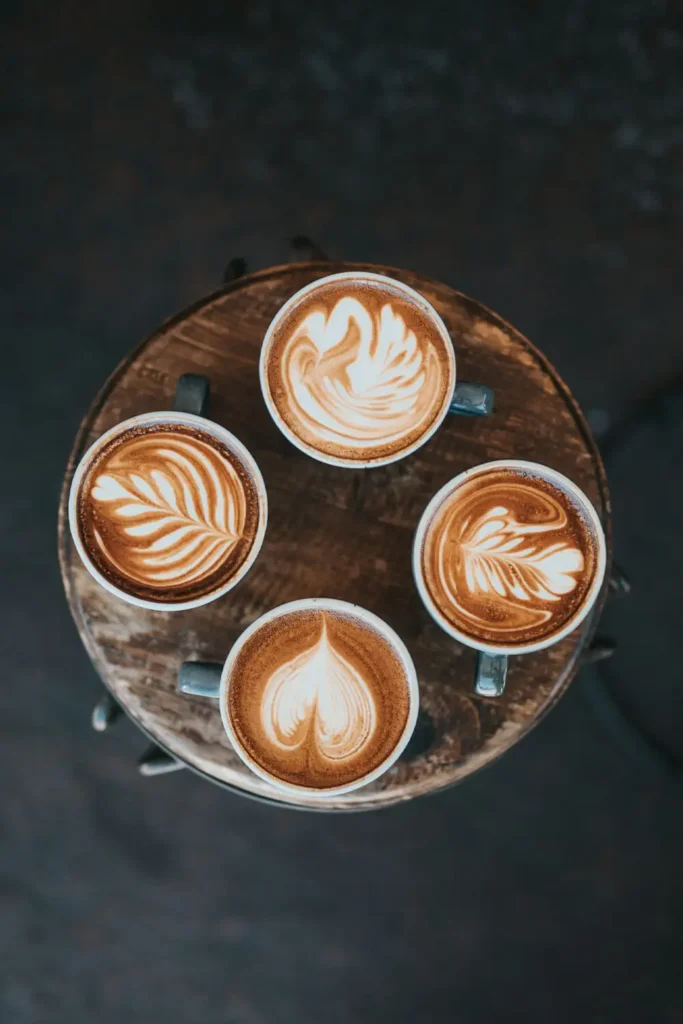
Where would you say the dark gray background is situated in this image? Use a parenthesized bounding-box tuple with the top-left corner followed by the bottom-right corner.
(3, 2, 683, 1022)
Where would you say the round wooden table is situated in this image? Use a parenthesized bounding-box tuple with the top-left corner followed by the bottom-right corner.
(58, 259, 612, 811)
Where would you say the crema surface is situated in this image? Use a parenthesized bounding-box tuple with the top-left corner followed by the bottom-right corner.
(264, 277, 454, 463)
(77, 424, 262, 603)
(420, 469, 598, 647)
(227, 608, 410, 789)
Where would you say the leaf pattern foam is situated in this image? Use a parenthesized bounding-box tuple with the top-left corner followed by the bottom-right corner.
(87, 434, 248, 591)
(427, 477, 590, 640)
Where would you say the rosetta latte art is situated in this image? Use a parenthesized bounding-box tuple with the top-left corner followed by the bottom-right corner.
(276, 295, 446, 455)
(84, 432, 249, 593)
(457, 505, 583, 608)
(261, 617, 377, 763)
(424, 475, 594, 645)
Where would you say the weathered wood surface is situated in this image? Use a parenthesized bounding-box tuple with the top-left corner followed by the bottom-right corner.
(58, 261, 611, 810)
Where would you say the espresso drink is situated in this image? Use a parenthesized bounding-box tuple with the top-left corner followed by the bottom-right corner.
(76, 423, 262, 604)
(227, 608, 411, 789)
(263, 275, 455, 464)
(420, 468, 598, 648)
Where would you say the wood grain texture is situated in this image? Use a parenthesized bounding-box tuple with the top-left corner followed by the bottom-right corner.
(58, 261, 611, 810)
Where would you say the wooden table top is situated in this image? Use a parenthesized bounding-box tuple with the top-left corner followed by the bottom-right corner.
(58, 260, 611, 810)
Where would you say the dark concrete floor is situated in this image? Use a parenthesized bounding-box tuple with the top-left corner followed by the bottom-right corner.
(3, 2, 683, 1022)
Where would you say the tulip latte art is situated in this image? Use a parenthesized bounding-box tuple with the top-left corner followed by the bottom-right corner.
(420, 469, 598, 647)
(227, 609, 410, 789)
(264, 276, 454, 463)
(76, 424, 262, 603)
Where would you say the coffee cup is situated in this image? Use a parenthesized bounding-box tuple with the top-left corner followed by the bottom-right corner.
(260, 271, 493, 468)
(412, 460, 607, 696)
(68, 375, 268, 611)
(178, 598, 420, 798)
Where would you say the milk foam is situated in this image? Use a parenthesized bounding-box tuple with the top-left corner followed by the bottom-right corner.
(266, 279, 453, 462)
(82, 430, 253, 595)
(260, 617, 377, 762)
(423, 472, 595, 646)
(227, 608, 411, 790)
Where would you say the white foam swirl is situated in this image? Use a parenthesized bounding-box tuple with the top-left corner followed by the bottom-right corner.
(279, 296, 444, 451)
(432, 483, 585, 636)
(458, 505, 584, 605)
(260, 618, 377, 762)
(88, 435, 247, 591)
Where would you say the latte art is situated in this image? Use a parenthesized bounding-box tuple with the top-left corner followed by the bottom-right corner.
(421, 469, 598, 647)
(282, 297, 441, 450)
(264, 276, 454, 464)
(261, 619, 377, 763)
(91, 438, 244, 587)
(227, 607, 411, 790)
(77, 424, 263, 603)
(454, 499, 581, 618)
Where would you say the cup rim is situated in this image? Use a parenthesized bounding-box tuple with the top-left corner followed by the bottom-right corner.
(412, 459, 607, 655)
(67, 410, 268, 612)
(259, 270, 457, 469)
(219, 597, 420, 798)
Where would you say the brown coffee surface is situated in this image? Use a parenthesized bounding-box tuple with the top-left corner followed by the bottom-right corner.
(227, 609, 411, 789)
(421, 469, 597, 647)
(77, 423, 261, 603)
(265, 276, 454, 462)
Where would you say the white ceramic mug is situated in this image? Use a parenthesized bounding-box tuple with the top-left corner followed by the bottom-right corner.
(259, 271, 494, 469)
(68, 374, 268, 612)
(412, 460, 607, 696)
(178, 597, 420, 798)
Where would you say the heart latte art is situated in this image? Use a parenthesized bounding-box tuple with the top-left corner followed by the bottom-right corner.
(421, 469, 598, 647)
(227, 609, 410, 789)
(261, 618, 377, 762)
(76, 424, 262, 603)
(264, 277, 454, 463)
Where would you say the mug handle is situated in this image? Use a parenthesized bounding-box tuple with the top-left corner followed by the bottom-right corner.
(175, 374, 210, 417)
(178, 661, 222, 699)
(474, 652, 508, 697)
(449, 382, 494, 417)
